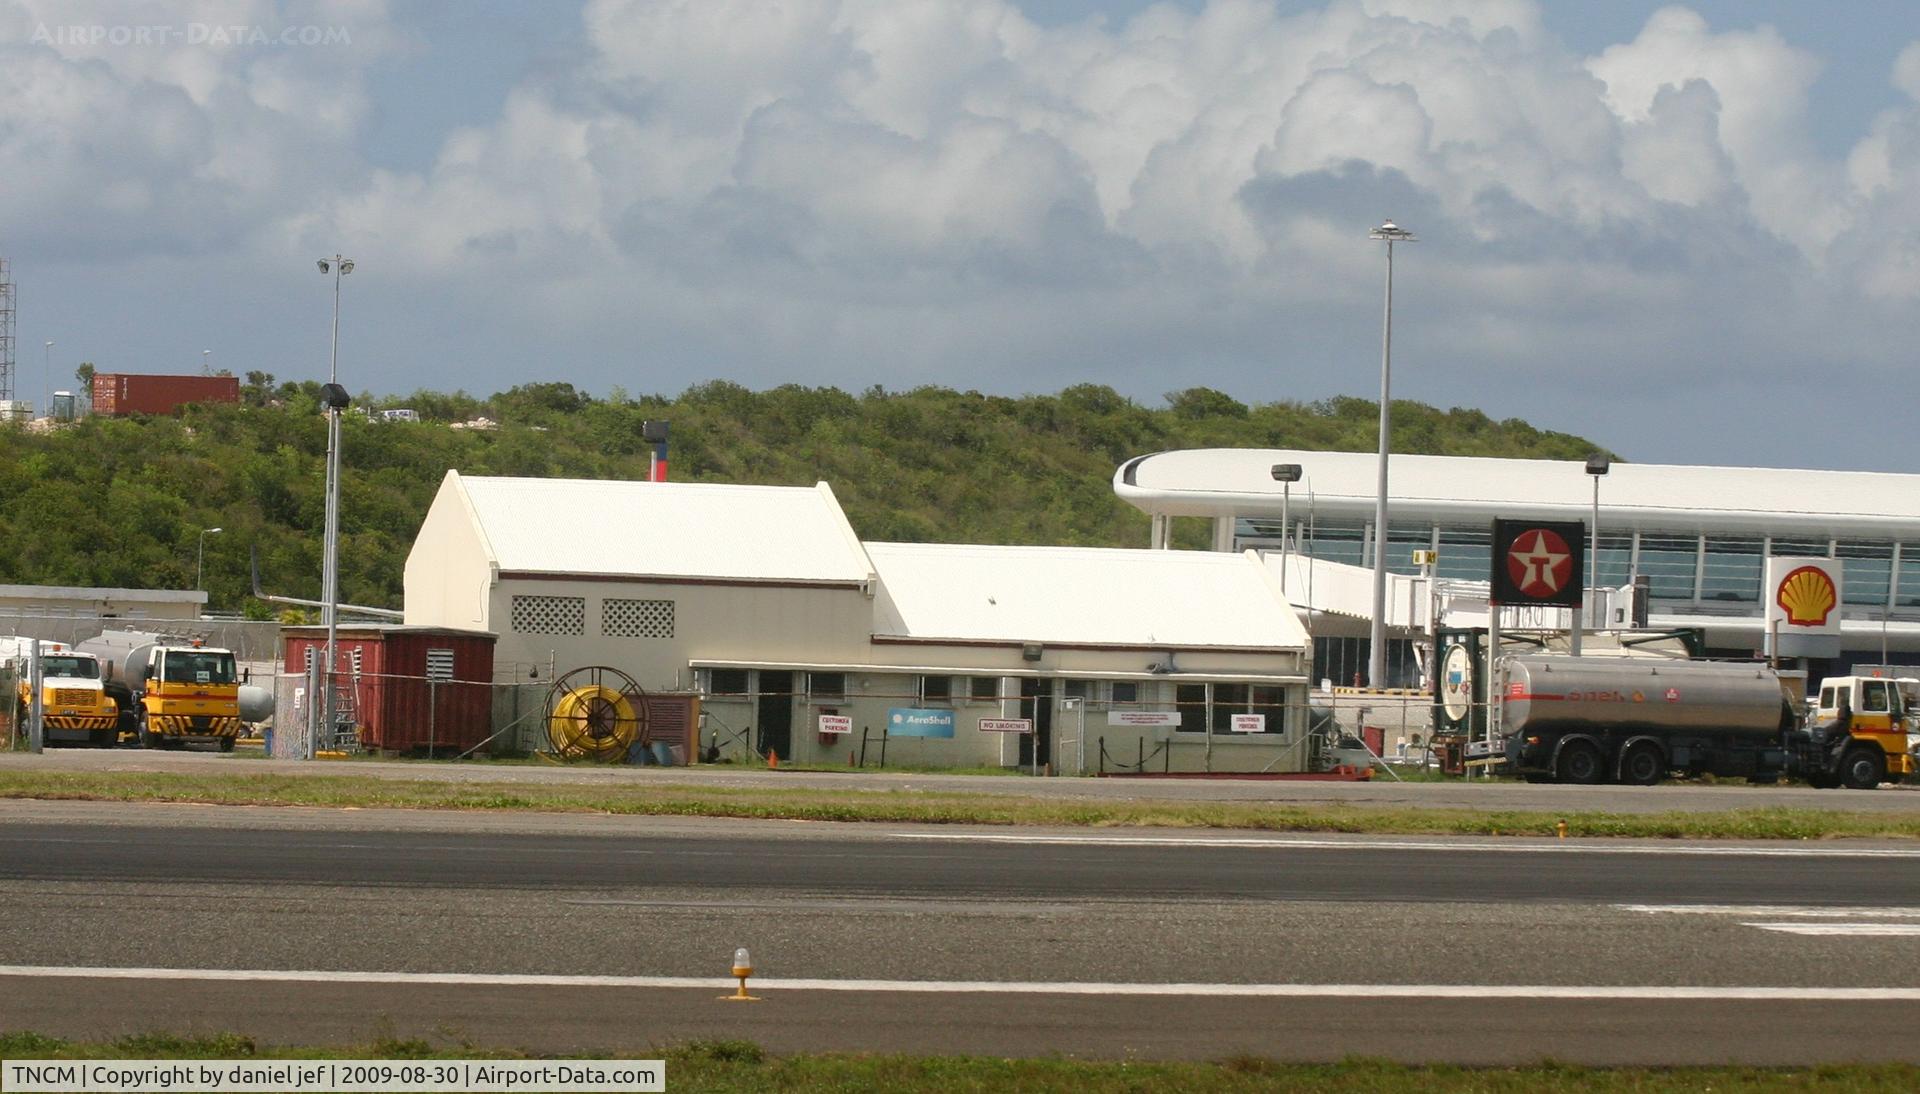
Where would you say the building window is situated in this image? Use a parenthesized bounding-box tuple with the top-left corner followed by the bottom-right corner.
(1592, 532, 1633, 588)
(511, 594, 585, 635)
(425, 648, 454, 681)
(1836, 541, 1893, 606)
(1110, 681, 1139, 705)
(1210, 683, 1249, 734)
(1636, 534, 1699, 600)
(808, 672, 846, 699)
(1175, 684, 1207, 732)
(709, 668, 749, 695)
(920, 675, 951, 704)
(1253, 685, 1287, 735)
(1062, 679, 1092, 700)
(1700, 536, 1763, 602)
(1305, 523, 1366, 567)
(968, 676, 999, 701)
(1384, 525, 1432, 576)
(603, 598, 675, 638)
(1435, 527, 1492, 582)
(1899, 546, 1920, 608)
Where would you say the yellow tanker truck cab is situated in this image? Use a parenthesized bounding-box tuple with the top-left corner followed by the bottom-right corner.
(138, 644, 243, 748)
(7, 643, 120, 748)
(1814, 676, 1916, 780)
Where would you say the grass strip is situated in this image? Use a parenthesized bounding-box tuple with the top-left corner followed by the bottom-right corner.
(1, 770, 1916, 840)
(3, 1032, 1916, 1092)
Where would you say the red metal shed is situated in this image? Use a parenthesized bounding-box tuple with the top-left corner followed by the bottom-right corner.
(282, 626, 497, 754)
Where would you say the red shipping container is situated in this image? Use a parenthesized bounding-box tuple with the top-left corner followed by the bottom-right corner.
(283, 626, 497, 754)
(92, 373, 240, 416)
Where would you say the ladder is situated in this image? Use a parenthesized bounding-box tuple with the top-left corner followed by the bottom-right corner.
(320, 677, 361, 753)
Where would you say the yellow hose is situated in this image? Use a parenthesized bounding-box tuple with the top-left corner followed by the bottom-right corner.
(547, 684, 639, 761)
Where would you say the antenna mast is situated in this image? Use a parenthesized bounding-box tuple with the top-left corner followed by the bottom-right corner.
(0, 257, 15, 401)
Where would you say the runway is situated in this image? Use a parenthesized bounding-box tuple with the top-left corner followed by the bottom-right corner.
(1, 801, 1917, 1062)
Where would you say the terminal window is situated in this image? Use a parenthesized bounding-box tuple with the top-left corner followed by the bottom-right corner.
(969, 675, 999, 701)
(708, 668, 749, 695)
(920, 675, 951, 703)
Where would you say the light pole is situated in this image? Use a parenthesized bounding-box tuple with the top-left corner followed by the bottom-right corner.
(196, 526, 224, 597)
(42, 340, 52, 416)
(1586, 455, 1610, 631)
(316, 255, 354, 749)
(1367, 220, 1414, 688)
(1270, 463, 1302, 595)
(202, 349, 212, 375)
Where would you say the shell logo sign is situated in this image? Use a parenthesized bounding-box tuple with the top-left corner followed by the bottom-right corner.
(1764, 557, 1844, 658)
(1775, 565, 1838, 627)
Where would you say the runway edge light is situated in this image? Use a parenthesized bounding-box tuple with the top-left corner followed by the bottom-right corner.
(723, 947, 760, 1002)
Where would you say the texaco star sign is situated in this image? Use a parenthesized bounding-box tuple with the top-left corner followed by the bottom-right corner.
(1506, 528, 1574, 597)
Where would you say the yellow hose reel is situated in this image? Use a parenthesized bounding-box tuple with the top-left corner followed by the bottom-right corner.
(544, 666, 649, 762)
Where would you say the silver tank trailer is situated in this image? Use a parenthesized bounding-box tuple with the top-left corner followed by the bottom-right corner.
(74, 630, 163, 690)
(1503, 655, 1789, 737)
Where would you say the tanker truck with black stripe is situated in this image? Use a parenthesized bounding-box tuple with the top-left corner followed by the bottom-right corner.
(77, 630, 244, 751)
(1433, 631, 1913, 788)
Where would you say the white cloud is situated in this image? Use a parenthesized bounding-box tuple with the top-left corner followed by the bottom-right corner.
(9, 0, 1920, 468)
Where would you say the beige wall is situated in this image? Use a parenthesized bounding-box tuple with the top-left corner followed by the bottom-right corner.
(404, 476, 497, 632)
(484, 576, 879, 691)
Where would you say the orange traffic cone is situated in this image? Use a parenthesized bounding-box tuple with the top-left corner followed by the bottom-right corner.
(768, 749, 779, 769)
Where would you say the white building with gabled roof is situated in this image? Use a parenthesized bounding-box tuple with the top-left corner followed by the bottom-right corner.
(404, 470, 1312, 772)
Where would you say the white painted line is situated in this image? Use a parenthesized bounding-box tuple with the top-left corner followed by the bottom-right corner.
(1743, 923, 1920, 937)
(2, 965, 1919, 1000)
(891, 832, 1920, 858)
(1619, 904, 1920, 918)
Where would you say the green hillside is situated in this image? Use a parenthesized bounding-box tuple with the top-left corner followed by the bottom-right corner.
(0, 378, 1609, 616)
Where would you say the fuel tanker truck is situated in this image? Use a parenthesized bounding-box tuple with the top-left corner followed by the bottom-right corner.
(77, 630, 244, 751)
(2, 637, 121, 747)
(1485, 653, 1913, 788)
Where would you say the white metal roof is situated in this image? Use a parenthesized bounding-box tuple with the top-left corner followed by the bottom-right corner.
(1115, 449, 1920, 538)
(452, 473, 875, 585)
(866, 542, 1307, 650)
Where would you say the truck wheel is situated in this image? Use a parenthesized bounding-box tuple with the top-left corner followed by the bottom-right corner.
(218, 735, 236, 753)
(1620, 743, 1664, 787)
(1556, 741, 1605, 785)
(1840, 748, 1886, 790)
(137, 712, 160, 750)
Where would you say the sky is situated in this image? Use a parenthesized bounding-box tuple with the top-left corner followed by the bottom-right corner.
(3, 1, 1919, 472)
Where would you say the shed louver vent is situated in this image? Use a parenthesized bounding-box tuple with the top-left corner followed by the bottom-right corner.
(511, 594, 585, 635)
(603, 598, 675, 639)
(425, 648, 454, 680)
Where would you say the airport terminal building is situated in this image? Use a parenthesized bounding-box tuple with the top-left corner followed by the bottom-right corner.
(1115, 449, 1920, 687)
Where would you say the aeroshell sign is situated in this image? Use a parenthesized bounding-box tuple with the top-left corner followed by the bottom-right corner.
(887, 707, 955, 738)
(1440, 644, 1473, 723)
(1764, 556, 1844, 659)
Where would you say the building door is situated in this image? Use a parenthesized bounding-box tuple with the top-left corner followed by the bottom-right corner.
(1018, 677, 1053, 770)
(757, 671, 793, 761)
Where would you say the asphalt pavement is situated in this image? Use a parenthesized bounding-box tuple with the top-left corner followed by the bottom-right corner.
(2, 800, 1918, 1063)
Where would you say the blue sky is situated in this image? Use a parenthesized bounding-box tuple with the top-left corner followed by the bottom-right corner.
(5, 1, 1920, 472)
